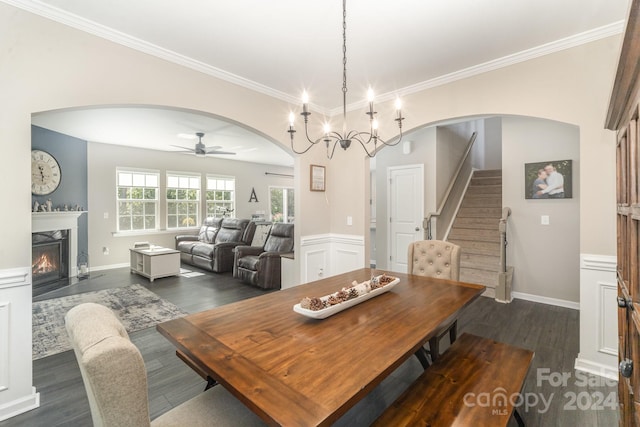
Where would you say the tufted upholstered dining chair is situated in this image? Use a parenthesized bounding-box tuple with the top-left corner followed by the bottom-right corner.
(407, 240, 461, 364)
(65, 303, 265, 427)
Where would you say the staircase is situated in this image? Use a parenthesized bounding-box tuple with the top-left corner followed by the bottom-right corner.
(447, 169, 502, 298)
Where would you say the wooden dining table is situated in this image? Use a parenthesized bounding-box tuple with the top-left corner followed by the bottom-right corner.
(157, 268, 485, 426)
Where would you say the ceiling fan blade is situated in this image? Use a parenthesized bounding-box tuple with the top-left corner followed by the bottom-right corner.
(206, 150, 236, 155)
(170, 144, 195, 152)
(204, 145, 223, 151)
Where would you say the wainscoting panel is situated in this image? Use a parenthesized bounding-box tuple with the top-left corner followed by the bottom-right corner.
(0, 301, 8, 392)
(0, 267, 39, 422)
(599, 281, 618, 356)
(300, 234, 365, 284)
(575, 254, 618, 380)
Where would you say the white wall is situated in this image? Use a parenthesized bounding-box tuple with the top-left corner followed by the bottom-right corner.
(87, 142, 293, 268)
(435, 122, 475, 206)
(502, 116, 580, 303)
(484, 117, 503, 170)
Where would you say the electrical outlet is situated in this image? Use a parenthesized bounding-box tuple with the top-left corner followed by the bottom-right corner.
(541, 215, 550, 225)
(347, 216, 353, 226)
(103, 247, 110, 255)
(103, 212, 109, 219)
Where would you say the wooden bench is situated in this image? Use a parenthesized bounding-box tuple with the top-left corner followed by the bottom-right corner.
(373, 333, 534, 427)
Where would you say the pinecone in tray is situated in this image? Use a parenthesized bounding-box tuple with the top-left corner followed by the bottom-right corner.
(379, 274, 395, 285)
(298, 274, 398, 311)
(301, 297, 326, 311)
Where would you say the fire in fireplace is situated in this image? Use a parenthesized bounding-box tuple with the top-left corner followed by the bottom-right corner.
(32, 230, 69, 295)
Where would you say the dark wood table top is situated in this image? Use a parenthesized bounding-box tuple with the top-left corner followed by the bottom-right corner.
(157, 268, 485, 426)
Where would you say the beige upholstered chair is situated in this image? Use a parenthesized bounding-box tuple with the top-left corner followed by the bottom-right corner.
(65, 303, 265, 427)
(407, 240, 461, 363)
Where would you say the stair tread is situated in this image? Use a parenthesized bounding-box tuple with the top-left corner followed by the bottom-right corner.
(448, 229, 500, 243)
(456, 207, 502, 218)
(473, 169, 502, 178)
(449, 239, 501, 256)
(459, 267, 499, 288)
(460, 259, 501, 272)
(452, 218, 500, 230)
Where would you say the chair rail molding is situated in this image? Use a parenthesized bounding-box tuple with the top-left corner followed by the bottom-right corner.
(299, 234, 365, 284)
(0, 267, 39, 422)
(575, 254, 618, 380)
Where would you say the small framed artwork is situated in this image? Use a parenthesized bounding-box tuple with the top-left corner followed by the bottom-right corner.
(524, 159, 572, 199)
(310, 165, 326, 192)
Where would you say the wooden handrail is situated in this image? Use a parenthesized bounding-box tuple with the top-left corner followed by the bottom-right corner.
(425, 132, 478, 239)
(499, 207, 512, 273)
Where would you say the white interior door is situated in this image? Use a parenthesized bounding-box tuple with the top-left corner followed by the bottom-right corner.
(388, 165, 424, 273)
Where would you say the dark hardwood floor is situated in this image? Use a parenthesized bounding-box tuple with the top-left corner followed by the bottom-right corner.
(2, 267, 618, 426)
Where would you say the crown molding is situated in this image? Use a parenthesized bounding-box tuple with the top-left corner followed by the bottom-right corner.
(332, 20, 625, 116)
(4, 0, 623, 118)
(1, 0, 305, 107)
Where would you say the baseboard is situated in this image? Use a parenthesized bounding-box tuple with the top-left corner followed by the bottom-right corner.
(90, 263, 130, 272)
(574, 357, 618, 381)
(512, 291, 579, 310)
(0, 387, 39, 422)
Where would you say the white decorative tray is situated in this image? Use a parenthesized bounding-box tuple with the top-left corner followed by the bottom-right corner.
(293, 275, 400, 319)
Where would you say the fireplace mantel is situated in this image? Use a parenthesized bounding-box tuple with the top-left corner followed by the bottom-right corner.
(32, 211, 86, 277)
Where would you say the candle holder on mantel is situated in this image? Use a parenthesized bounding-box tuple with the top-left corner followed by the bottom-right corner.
(77, 251, 90, 280)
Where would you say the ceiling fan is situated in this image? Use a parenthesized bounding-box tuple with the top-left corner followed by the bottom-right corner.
(171, 132, 235, 156)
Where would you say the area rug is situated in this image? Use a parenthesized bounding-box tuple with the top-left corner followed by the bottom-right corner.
(32, 284, 187, 360)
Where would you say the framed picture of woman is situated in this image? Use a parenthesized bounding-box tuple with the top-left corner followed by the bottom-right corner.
(524, 160, 572, 199)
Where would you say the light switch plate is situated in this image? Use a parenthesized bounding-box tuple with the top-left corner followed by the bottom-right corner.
(541, 215, 550, 225)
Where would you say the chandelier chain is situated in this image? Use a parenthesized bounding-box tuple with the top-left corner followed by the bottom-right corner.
(342, 0, 348, 119)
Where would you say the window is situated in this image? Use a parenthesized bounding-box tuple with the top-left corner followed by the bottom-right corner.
(270, 187, 294, 223)
(206, 176, 235, 218)
(117, 169, 159, 231)
(167, 173, 201, 228)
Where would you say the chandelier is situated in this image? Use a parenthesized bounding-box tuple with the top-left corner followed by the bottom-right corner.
(287, 0, 405, 159)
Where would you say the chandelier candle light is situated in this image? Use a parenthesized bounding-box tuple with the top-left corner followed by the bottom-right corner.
(287, 0, 405, 159)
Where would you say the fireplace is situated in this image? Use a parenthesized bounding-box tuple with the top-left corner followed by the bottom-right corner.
(32, 211, 85, 297)
(32, 230, 69, 295)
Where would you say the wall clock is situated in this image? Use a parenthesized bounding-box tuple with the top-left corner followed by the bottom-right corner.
(31, 149, 61, 195)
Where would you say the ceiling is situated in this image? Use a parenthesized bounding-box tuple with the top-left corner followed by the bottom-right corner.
(31, 107, 295, 166)
(16, 0, 629, 165)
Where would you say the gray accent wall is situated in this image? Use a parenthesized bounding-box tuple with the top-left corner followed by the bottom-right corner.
(31, 125, 89, 258)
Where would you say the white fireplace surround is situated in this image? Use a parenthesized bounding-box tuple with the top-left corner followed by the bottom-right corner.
(32, 212, 86, 278)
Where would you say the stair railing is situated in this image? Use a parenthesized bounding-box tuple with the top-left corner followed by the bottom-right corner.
(499, 207, 512, 273)
(425, 132, 478, 240)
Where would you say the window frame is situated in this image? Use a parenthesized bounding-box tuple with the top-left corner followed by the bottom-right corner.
(116, 168, 160, 232)
(205, 175, 236, 218)
(269, 185, 294, 224)
(166, 171, 201, 229)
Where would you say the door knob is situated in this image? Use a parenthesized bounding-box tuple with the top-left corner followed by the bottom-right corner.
(415, 227, 420, 231)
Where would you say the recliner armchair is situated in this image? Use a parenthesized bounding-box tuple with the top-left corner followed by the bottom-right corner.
(234, 223, 294, 289)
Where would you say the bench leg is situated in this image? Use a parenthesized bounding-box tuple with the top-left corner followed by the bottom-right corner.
(449, 321, 458, 344)
(513, 408, 525, 427)
(414, 347, 431, 369)
(429, 336, 440, 362)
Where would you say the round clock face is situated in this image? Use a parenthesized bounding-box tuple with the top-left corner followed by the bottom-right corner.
(31, 150, 61, 195)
